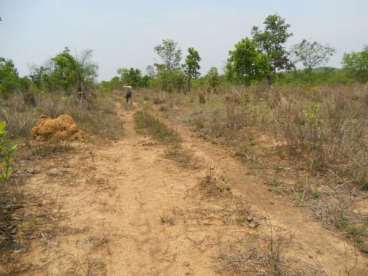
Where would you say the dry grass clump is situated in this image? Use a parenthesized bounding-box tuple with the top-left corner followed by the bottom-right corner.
(164, 145, 196, 169)
(198, 173, 232, 199)
(0, 92, 124, 140)
(29, 143, 74, 158)
(218, 225, 325, 275)
(134, 110, 181, 145)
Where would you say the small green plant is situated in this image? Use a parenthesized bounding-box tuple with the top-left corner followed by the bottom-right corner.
(0, 121, 17, 183)
(304, 102, 321, 127)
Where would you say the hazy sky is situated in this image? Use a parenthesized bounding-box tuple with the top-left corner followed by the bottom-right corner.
(1, 0, 367, 80)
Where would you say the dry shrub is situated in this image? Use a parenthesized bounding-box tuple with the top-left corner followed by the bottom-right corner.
(189, 84, 368, 189)
(0, 94, 38, 138)
(198, 92, 206, 104)
(218, 224, 325, 275)
(198, 174, 232, 198)
(269, 85, 368, 187)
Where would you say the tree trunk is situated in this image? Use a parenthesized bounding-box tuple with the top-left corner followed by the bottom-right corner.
(267, 74, 273, 86)
(187, 77, 192, 93)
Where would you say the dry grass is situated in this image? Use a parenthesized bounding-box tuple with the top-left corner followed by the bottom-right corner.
(134, 109, 199, 169)
(164, 145, 196, 169)
(29, 142, 74, 159)
(0, 91, 124, 140)
(218, 223, 325, 275)
(148, 84, 368, 252)
(134, 110, 181, 145)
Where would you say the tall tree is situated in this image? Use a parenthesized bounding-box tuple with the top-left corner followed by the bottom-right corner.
(342, 46, 368, 82)
(252, 14, 293, 84)
(154, 39, 182, 70)
(206, 67, 220, 92)
(50, 48, 98, 97)
(291, 39, 335, 71)
(75, 49, 98, 96)
(184, 47, 201, 91)
(153, 39, 185, 92)
(0, 57, 20, 95)
(226, 38, 269, 85)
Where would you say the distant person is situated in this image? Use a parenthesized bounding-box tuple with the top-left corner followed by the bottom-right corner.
(123, 86, 133, 105)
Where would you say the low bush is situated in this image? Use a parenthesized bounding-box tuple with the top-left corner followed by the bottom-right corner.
(0, 121, 17, 183)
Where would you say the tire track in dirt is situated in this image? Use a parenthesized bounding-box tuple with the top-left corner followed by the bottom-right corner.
(156, 110, 368, 275)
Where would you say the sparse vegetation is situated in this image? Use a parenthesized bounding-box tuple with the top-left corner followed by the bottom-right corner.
(151, 83, 368, 253)
(0, 121, 16, 183)
(134, 110, 181, 145)
(2, 7, 368, 275)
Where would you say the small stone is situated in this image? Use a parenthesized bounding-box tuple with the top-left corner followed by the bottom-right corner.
(247, 216, 254, 222)
(183, 262, 190, 267)
(47, 168, 62, 177)
(249, 221, 259, 229)
(27, 167, 40, 175)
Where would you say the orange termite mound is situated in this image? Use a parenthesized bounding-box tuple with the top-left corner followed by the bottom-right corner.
(32, 114, 85, 141)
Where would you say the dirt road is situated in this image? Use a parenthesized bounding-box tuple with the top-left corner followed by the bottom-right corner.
(7, 106, 368, 275)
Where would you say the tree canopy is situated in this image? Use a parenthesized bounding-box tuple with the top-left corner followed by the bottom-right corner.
(291, 40, 335, 70)
(184, 47, 201, 91)
(226, 38, 269, 85)
(343, 47, 368, 83)
(252, 14, 293, 83)
(154, 39, 182, 71)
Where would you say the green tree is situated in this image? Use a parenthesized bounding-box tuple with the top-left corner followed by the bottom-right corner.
(118, 68, 142, 87)
(99, 76, 121, 93)
(226, 38, 269, 85)
(154, 39, 182, 70)
(49, 48, 78, 91)
(49, 47, 98, 96)
(75, 49, 98, 96)
(29, 65, 51, 90)
(206, 67, 220, 92)
(155, 67, 186, 93)
(153, 39, 185, 92)
(252, 14, 293, 84)
(117, 67, 151, 88)
(0, 57, 20, 95)
(342, 47, 368, 83)
(291, 39, 335, 71)
(184, 47, 201, 91)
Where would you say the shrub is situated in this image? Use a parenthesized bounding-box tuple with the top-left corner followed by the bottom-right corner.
(0, 121, 17, 183)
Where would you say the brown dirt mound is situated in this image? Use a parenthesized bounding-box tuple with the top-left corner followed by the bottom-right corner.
(32, 114, 85, 141)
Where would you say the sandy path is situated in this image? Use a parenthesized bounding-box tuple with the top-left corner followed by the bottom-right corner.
(9, 105, 368, 275)
(12, 107, 253, 275)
